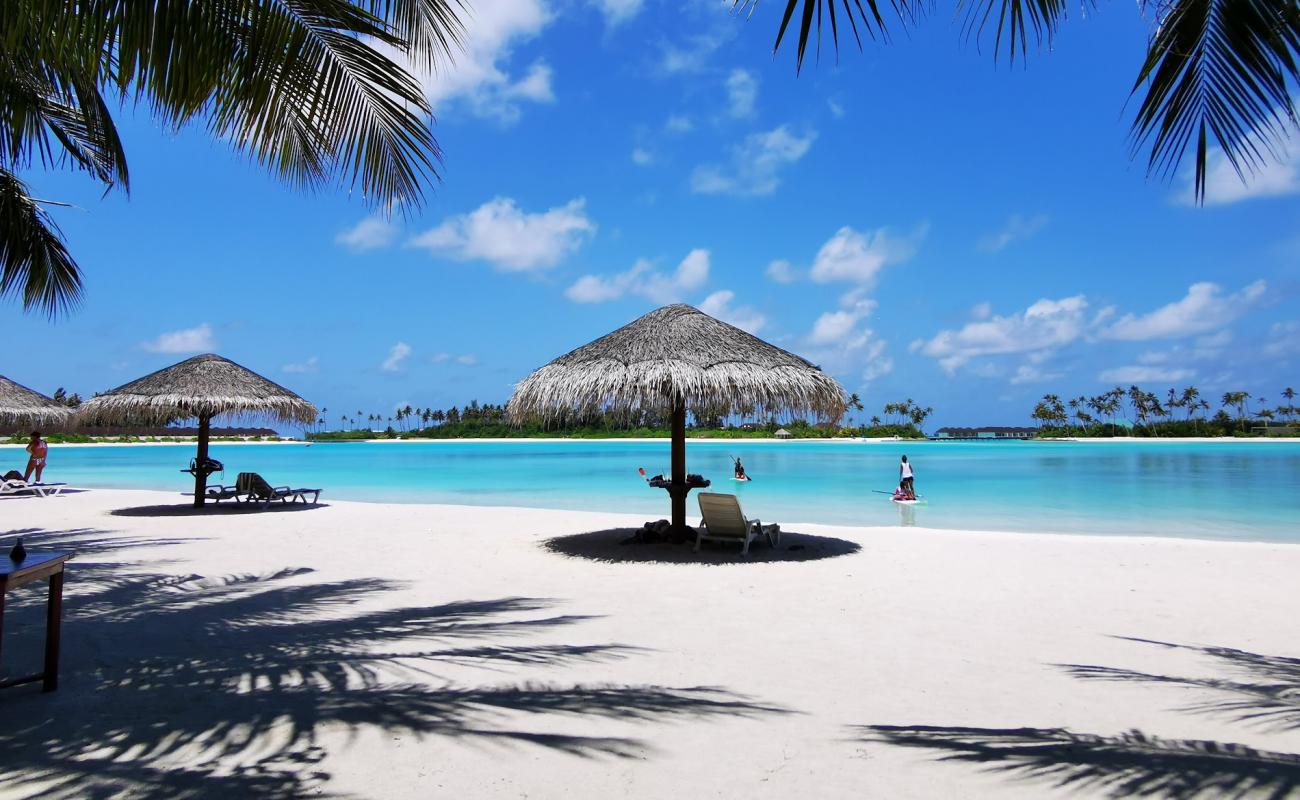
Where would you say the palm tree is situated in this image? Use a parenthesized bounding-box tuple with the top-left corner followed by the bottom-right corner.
(4, 0, 463, 316)
(846, 392, 863, 426)
(908, 404, 933, 435)
(1282, 387, 1296, 422)
(1221, 391, 1250, 433)
(1179, 386, 1201, 434)
(740, 0, 1300, 204)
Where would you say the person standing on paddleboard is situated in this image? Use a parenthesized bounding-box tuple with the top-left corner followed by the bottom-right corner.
(899, 455, 915, 500)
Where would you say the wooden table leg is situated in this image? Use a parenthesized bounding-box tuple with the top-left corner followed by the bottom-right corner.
(42, 571, 63, 692)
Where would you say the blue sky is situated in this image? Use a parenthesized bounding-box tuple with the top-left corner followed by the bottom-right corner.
(7, 0, 1300, 430)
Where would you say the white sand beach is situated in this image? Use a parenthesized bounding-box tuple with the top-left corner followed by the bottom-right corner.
(2, 489, 1298, 799)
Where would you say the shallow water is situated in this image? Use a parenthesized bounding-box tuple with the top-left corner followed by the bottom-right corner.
(17, 439, 1300, 543)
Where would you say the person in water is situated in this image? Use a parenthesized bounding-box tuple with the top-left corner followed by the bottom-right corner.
(899, 454, 915, 500)
(733, 457, 749, 481)
(24, 431, 48, 483)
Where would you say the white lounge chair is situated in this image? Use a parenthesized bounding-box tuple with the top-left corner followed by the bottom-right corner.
(695, 492, 781, 555)
(0, 479, 68, 498)
(236, 472, 321, 509)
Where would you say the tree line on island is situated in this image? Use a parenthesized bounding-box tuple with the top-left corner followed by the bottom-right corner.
(306, 395, 935, 440)
(1030, 386, 1298, 437)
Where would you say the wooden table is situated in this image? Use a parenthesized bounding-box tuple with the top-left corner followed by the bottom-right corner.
(0, 552, 71, 692)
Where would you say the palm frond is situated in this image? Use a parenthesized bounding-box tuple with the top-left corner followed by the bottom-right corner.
(354, 0, 467, 69)
(0, 168, 82, 316)
(0, 27, 130, 189)
(955, 0, 1077, 62)
(734, 0, 910, 71)
(1130, 0, 1300, 201)
(739, 0, 1081, 69)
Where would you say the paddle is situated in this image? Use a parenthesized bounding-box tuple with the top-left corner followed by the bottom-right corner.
(874, 488, 924, 500)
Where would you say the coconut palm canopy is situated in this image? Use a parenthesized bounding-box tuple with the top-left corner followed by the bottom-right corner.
(77, 354, 317, 427)
(509, 304, 847, 421)
(0, 375, 72, 429)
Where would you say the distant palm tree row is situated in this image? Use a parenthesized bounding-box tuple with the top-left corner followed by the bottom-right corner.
(1031, 386, 1299, 437)
(310, 395, 936, 439)
(313, 401, 511, 434)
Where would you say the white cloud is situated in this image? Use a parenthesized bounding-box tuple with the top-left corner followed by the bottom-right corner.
(766, 259, 797, 284)
(914, 295, 1090, 373)
(1098, 365, 1196, 383)
(431, 352, 451, 363)
(456, 354, 478, 365)
(1263, 321, 1299, 358)
(410, 197, 595, 271)
(691, 126, 816, 196)
(725, 69, 757, 118)
(141, 324, 216, 354)
(698, 290, 766, 334)
(809, 311, 861, 345)
(588, 0, 643, 26)
(390, 0, 554, 124)
(1178, 140, 1300, 206)
(971, 302, 993, 320)
(804, 288, 889, 382)
(827, 98, 845, 119)
(808, 225, 925, 286)
(336, 217, 397, 252)
(665, 114, 693, 134)
(382, 342, 412, 372)
(659, 31, 730, 75)
(282, 356, 320, 374)
(1010, 364, 1063, 385)
(566, 249, 710, 304)
(631, 147, 654, 166)
(978, 213, 1048, 252)
(861, 344, 894, 384)
(1101, 280, 1266, 341)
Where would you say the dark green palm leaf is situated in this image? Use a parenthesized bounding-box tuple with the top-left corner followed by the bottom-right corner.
(1130, 0, 1300, 201)
(1, 0, 464, 315)
(748, 0, 1298, 201)
(0, 169, 82, 316)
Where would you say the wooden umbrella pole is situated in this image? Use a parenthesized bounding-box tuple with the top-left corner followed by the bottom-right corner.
(670, 397, 686, 538)
(193, 414, 211, 507)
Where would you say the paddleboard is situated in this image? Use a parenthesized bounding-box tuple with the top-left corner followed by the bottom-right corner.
(731, 477, 752, 482)
(891, 497, 924, 505)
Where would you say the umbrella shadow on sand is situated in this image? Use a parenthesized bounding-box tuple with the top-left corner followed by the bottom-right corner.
(542, 527, 861, 565)
(855, 636, 1300, 799)
(109, 502, 330, 517)
(0, 528, 789, 800)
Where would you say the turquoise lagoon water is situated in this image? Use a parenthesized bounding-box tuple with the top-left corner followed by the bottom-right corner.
(17, 439, 1300, 543)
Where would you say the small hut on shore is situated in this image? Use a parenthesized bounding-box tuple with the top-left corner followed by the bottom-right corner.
(774, 428, 793, 439)
(0, 375, 72, 433)
(509, 304, 845, 536)
(76, 354, 316, 505)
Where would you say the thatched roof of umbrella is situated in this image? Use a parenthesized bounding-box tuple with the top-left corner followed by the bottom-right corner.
(508, 304, 847, 421)
(77, 354, 317, 426)
(0, 375, 72, 429)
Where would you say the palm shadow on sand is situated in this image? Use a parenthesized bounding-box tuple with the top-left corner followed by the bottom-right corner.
(0, 528, 789, 799)
(857, 636, 1300, 799)
(542, 527, 861, 565)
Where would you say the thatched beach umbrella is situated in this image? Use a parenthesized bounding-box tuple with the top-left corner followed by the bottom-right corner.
(509, 304, 847, 536)
(77, 354, 317, 506)
(0, 375, 72, 431)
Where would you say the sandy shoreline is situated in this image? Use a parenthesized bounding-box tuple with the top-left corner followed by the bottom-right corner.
(2, 489, 1297, 799)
